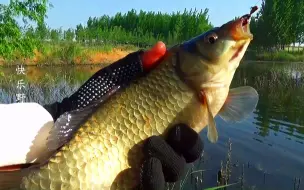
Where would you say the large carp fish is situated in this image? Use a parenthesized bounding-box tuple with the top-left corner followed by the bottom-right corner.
(0, 11, 259, 190)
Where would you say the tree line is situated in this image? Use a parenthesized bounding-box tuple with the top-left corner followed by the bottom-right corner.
(25, 8, 213, 47)
(250, 0, 304, 51)
(1, 0, 303, 60)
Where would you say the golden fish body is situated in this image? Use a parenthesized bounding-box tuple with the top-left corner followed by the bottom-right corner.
(21, 49, 228, 190)
(1, 15, 259, 190)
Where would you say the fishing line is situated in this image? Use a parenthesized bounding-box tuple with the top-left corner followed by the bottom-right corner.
(254, 0, 262, 6)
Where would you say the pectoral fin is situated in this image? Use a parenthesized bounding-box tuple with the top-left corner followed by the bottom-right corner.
(218, 86, 259, 123)
(201, 91, 218, 143)
(47, 86, 121, 151)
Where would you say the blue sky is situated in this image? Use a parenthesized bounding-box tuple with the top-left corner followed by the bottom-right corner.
(1, 0, 262, 30)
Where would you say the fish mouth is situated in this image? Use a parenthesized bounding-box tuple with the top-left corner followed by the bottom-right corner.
(230, 14, 253, 41)
(229, 15, 253, 62)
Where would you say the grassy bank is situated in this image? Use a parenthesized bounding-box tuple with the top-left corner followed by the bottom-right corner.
(0, 42, 139, 66)
(1, 42, 304, 66)
(245, 49, 304, 62)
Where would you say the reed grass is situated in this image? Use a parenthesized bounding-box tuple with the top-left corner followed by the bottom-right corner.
(247, 51, 304, 62)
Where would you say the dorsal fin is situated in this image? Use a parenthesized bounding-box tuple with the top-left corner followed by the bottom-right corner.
(46, 86, 121, 151)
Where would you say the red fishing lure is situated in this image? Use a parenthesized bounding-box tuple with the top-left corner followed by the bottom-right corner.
(250, 6, 258, 16)
(242, 6, 259, 26)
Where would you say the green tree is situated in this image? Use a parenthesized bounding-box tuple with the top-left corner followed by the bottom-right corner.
(290, 0, 304, 47)
(74, 8, 212, 47)
(50, 28, 63, 42)
(64, 28, 75, 41)
(250, 0, 303, 51)
(35, 22, 49, 40)
(0, 0, 52, 59)
(75, 24, 86, 42)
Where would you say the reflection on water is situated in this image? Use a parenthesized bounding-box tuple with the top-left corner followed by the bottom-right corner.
(233, 62, 304, 142)
(0, 65, 100, 104)
(0, 62, 303, 190)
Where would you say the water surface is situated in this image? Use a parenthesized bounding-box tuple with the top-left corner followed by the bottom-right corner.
(0, 62, 303, 190)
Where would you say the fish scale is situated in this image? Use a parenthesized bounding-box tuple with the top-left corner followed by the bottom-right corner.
(21, 52, 225, 190)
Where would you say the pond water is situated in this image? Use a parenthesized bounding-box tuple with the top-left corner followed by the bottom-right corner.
(0, 62, 303, 190)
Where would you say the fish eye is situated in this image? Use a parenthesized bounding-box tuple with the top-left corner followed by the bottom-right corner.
(205, 33, 218, 44)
